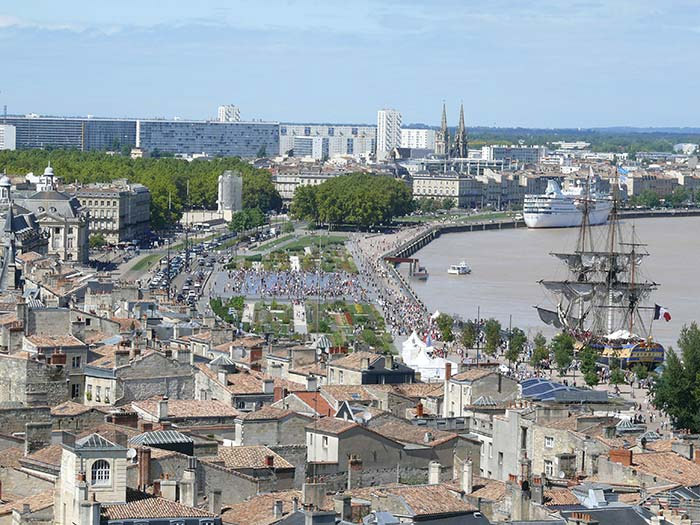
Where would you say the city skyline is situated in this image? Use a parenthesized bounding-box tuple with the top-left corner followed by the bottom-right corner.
(1, 0, 699, 127)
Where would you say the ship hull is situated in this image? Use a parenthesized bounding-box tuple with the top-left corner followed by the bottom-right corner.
(524, 201, 612, 228)
(591, 340, 664, 369)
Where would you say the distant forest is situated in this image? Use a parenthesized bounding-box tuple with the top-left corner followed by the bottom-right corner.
(403, 125, 700, 155)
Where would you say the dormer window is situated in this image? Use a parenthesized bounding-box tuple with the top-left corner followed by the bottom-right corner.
(91, 459, 111, 486)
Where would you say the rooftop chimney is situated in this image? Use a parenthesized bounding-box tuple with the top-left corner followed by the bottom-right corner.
(462, 459, 473, 494)
(273, 500, 283, 519)
(385, 354, 393, 369)
(361, 357, 370, 369)
(334, 494, 352, 522)
(274, 386, 284, 402)
(265, 455, 275, 467)
(209, 489, 222, 515)
(445, 362, 452, 381)
(156, 397, 168, 420)
(306, 374, 318, 392)
(428, 461, 441, 485)
(416, 402, 424, 418)
(609, 448, 633, 467)
(262, 378, 274, 395)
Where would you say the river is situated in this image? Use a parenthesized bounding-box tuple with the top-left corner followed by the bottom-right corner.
(399, 217, 698, 350)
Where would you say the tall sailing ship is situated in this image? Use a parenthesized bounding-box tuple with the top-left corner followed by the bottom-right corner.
(535, 177, 664, 369)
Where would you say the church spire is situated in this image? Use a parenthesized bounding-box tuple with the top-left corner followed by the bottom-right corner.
(436, 102, 450, 156)
(453, 102, 468, 158)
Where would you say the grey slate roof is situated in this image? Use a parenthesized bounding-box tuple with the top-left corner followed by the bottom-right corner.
(75, 433, 125, 450)
(130, 430, 194, 446)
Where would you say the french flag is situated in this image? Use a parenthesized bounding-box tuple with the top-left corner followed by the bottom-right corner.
(654, 304, 671, 322)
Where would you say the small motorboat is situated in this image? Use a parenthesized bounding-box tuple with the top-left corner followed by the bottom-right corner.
(448, 261, 471, 275)
(412, 266, 429, 280)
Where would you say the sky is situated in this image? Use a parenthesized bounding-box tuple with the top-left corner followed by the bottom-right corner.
(1, 0, 699, 128)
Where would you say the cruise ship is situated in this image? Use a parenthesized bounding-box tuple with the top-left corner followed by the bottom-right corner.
(523, 179, 612, 228)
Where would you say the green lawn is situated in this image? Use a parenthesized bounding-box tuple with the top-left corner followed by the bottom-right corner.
(130, 253, 162, 272)
(258, 234, 294, 250)
(275, 234, 348, 253)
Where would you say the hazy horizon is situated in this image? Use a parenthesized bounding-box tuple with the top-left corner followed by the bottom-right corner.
(2, 0, 699, 128)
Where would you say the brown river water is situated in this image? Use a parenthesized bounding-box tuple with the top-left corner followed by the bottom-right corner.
(399, 217, 699, 350)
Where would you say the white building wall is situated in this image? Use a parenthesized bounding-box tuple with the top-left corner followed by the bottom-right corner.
(0, 125, 16, 150)
(218, 104, 241, 122)
(401, 128, 436, 150)
(377, 109, 402, 161)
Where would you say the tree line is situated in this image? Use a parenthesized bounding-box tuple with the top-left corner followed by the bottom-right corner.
(0, 150, 281, 230)
(290, 172, 414, 227)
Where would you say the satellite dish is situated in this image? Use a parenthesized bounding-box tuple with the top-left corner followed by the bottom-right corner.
(126, 448, 137, 460)
(558, 471, 566, 479)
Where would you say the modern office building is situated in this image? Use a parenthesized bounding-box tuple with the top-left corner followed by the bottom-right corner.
(401, 128, 436, 150)
(376, 109, 402, 161)
(71, 180, 151, 244)
(135, 120, 279, 157)
(279, 123, 376, 159)
(483, 145, 545, 164)
(4, 115, 279, 158)
(3, 116, 136, 151)
(292, 136, 329, 160)
(218, 105, 241, 123)
(0, 125, 16, 150)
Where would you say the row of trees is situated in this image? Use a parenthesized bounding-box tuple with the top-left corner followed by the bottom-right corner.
(290, 173, 414, 227)
(415, 197, 455, 213)
(628, 187, 694, 209)
(0, 150, 282, 230)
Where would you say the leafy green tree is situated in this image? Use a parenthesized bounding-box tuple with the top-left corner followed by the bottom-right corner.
(229, 208, 266, 232)
(505, 327, 526, 365)
(0, 150, 281, 230)
(530, 345, 549, 369)
(610, 367, 626, 385)
(281, 221, 294, 234)
(579, 345, 599, 387)
(668, 187, 689, 207)
(291, 173, 413, 228)
(441, 197, 456, 210)
(530, 332, 549, 369)
(435, 314, 454, 343)
(652, 323, 700, 431)
(483, 319, 502, 356)
(551, 332, 575, 376)
(290, 185, 318, 223)
(632, 363, 648, 381)
(460, 320, 477, 349)
(89, 233, 107, 249)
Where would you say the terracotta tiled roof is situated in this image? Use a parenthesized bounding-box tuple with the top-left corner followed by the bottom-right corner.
(111, 317, 137, 332)
(16, 252, 44, 263)
(102, 490, 216, 520)
(213, 336, 265, 351)
(390, 383, 443, 398)
(51, 400, 107, 417)
(25, 334, 85, 348)
(544, 488, 579, 506)
(470, 477, 506, 501)
(77, 423, 140, 442)
(292, 391, 334, 417)
(450, 367, 496, 382)
(288, 362, 327, 378)
(132, 398, 239, 419)
(221, 490, 302, 525)
(25, 444, 63, 467)
(306, 416, 358, 435)
(329, 351, 382, 371)
(240, 405, 294, 421)
(211, 445, 294, 469)
(0, 447, 24, 468)
(631, 452, 700, 485)
(373, 420, 457, 447)
(320, 385, 375, 404)
(375, 484, 476, 517)
(0, 490, 53, 516)
(645, 439, 676, 452)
